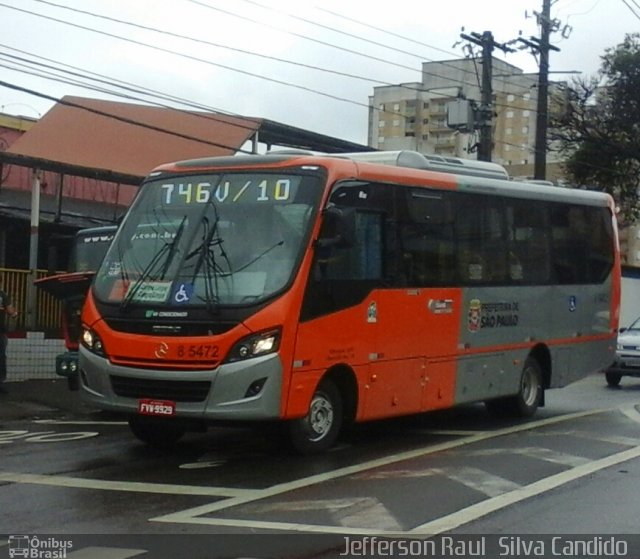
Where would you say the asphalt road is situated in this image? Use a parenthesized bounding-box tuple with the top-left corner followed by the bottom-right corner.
(1, 373, 639, 558)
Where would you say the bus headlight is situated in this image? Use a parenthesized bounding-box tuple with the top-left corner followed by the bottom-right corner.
(82, 327, 107, 357)
(225, 328, 281, 363)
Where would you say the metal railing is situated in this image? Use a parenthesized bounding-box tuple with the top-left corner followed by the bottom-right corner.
(0, 268, 64, 334)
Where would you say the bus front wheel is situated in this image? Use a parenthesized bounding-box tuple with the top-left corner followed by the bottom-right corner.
(288, 379, 343, 454)
(128, 416, 186, 447)
(486, 357, 543, 418)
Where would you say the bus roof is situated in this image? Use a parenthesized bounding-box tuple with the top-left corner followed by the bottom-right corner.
(149, 151, 614, 209)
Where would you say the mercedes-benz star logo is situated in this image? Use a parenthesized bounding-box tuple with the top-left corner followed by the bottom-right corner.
(154, 342, 169, 359)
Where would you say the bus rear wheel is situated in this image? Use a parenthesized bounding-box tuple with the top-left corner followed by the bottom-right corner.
(486, 357, 543, 418)
(288, 379, 343, 454)
(128, 416, 186, 447)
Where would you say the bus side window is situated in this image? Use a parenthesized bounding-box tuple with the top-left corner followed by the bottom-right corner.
(400, 188, 455, 286)
(316, 210, 383, 281)
(507, 200, 551, 284)
(455, 194, 508, 285)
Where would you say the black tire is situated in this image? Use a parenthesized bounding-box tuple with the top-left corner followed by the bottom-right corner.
(288, 379, 343, 454)
(486, 357, 543, 418)
(128, 416, 186, 447)
(605, 371, 622, 387)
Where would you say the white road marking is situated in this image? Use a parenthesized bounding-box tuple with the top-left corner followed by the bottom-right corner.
(150, 408, 606, 528)
(35, 419, 128, 426)
(0, 472, 253, 498)
(7, 406, 636, 536)
(415, 429, 484, 436)
(353, 466, 521, 498)
(245, 497, 402, 532)
(620, 404, 640, 423)
(531, 430, 640, 447)
(440, 467, 521, 497)
(409, 445, 640, 535)
(467, 447, 590, 467)
(179, 460, 227, 469)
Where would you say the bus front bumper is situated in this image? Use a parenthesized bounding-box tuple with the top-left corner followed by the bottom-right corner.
(78, 347, 283, 421)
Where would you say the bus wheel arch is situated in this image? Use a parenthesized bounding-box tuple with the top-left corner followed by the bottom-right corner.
(287, 365, 357, 454)
(529, 343, 551, 391)
(486, 347, 547, 418)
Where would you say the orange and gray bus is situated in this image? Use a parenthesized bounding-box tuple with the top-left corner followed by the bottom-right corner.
(78, 151, 620, 453)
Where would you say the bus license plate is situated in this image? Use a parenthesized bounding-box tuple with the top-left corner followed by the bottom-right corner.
(138, 399, 176, 416)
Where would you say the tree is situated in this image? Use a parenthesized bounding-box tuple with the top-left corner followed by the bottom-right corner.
(549, 33, 640, 223)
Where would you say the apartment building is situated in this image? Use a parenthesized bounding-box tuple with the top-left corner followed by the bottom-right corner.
(368, 57, 564, 176)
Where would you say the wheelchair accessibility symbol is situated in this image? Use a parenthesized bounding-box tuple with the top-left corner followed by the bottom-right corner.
(173, 283, 194, 304)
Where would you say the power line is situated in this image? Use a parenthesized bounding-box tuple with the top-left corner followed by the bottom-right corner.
(22, 0, 507, 114)
(6, 0, 538, 121)
(1, 0, 555, 161)
(620, 0, 640, 20)
(26, 0, 410, 90)
(236, 0, 533, 94)
(0, 45, 261, 132)
(185, 0, 530, 94)
(317, 6, 460, 59)
(0, 2, 386, 116)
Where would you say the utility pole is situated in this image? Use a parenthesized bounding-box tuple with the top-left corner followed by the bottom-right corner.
(519, 0, 561, 179)
(460, 31, 515, 161)
(534, 0, 553, 179)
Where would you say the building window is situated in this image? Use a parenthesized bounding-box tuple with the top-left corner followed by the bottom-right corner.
(393, 103, 400, 111)
(507, 94, 515, 102)
(506, 127, 513, 135)
(506, 111, 514, 118)
(522, 126, 529, 134)
(378, 121, 386, 128)
(523, 110, 530, 117)
(523, 93, 531, 101)
(378, 136, 385, 144)
(393, 119, 400, 127)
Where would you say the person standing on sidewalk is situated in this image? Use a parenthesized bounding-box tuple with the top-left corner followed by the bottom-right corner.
(0, 286, 18, 393)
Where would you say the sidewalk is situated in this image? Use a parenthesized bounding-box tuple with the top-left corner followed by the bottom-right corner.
(0, 379, 98, 421)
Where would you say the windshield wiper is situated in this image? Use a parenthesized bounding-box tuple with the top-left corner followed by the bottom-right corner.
(186, 207, 233, 313)
(120, 216, 187, 310)
(233, 240, 284, 273)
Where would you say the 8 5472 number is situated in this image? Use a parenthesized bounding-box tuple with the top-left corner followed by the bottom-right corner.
(177, 344, 219, 359)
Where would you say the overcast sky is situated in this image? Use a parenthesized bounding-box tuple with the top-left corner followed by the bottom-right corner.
(0, 0, 634, 146)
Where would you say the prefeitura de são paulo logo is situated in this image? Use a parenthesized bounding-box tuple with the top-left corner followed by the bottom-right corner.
(467, 299, 481, 332)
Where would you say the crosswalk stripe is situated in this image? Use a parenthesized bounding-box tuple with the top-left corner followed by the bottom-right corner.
(466, 447, 589, 467)
(438, 466, 521, 497)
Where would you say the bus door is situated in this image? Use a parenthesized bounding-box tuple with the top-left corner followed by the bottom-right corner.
(388, 186, 459, 413)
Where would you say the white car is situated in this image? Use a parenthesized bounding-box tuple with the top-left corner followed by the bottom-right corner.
(605, 317, 640, 386)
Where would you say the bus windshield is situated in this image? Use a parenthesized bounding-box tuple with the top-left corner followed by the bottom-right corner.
(93, 171, 323, 307)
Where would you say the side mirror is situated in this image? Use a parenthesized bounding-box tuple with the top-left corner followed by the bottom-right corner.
(316, 206, 356, 249)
